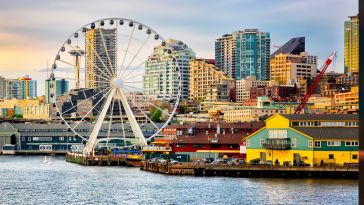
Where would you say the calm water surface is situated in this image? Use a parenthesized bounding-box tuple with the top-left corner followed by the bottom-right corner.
(0, 156, 358, 205)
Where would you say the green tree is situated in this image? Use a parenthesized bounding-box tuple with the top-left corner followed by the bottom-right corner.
(150, 108, 162, 123)
(13, 114, 23, 119)
(180, 105, 188, 114)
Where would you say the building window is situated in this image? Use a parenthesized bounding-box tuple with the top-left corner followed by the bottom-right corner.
(260, 139, 265, 147)
(193, 145, 204, 148)
(314, 141, 321, 148)
(327, 141, 341, 146)
(28, 137, 31, 142)
(328, 154, 334, 159)
(22, 137, 25, 141)
(352, 154, 358, 160)
(176, 144, 185, 148)
(246, 140, 250, 147)
(308, 141, 313, 148)
(59, 137, 64, 141)
(291, 139, 297, 148)
(345, 141, 359, 146)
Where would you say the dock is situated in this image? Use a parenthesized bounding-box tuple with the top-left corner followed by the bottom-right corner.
(141, 161, 358, 178)
(65, 153, 141, 166)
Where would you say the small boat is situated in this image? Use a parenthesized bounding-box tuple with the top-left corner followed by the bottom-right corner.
(126, 155, 143, 167)
(47, 157, 52, 165)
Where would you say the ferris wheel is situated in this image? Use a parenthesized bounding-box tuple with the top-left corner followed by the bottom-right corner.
(49, 18, 181, 155)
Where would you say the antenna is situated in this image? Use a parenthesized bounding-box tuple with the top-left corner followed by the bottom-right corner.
(46, 59, 49, 78)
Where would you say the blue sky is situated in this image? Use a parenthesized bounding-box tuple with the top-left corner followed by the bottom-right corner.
(0, 0, 358, 95)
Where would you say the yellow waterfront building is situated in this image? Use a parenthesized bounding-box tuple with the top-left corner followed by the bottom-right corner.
(245, 114, 358, 166)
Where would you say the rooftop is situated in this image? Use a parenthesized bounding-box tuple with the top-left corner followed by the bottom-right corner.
(294, 127, 358, 140)
(165, 122, 265, 130)
(280, 114, 358, 121)
(173, 132, 247, 145)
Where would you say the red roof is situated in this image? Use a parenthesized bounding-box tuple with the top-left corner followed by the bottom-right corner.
(173, 132, 250, 145)
(165, 122, 265, 130)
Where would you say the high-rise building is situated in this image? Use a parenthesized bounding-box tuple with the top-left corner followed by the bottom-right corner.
(215, 34, 236, 78)
(344, 15, 359, 74)
(19, 75, 37, 99)
(85, 28, 117, 90)
(144, 39, 195, 100)
(189, 59, 235, 102)
(270, 52, 317, 85)
(0, 76, 6, 99)
(215, 29, 270, 80)
(5, 79, 23, 99)
(45, 79, 69, 103)
(270, 37, 305, 58)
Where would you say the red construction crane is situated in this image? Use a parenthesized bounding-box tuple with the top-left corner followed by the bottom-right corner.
(294, 51, 336, 114)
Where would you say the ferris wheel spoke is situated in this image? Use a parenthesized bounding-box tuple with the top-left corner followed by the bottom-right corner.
(118, 25, 135, 77)
(123, 81, 143, 84)
(106, 96, 115, 139)
(99, 27, 116, 77)
(122, 84, 144, 92)
(61, 86, 111, 115)
(73, 88, 113, 130)
(84, 88, 116, 155)
(117, 98, 126, 140)
(133, 101, 159, 129)
(122, 71, 145, 83)
(120, 34, 151, 79)
(120, 59, 146, 81)
(122, 86, 170, 117)
(89, 43, 114, 79)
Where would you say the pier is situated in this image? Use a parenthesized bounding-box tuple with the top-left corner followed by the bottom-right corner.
(141, 161, 358, 178)
(65, 153, 141, 166)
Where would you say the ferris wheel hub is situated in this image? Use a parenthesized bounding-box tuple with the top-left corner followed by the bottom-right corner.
(111, 77, 123, 88)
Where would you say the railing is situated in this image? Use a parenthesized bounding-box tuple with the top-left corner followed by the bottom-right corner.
(262, 138, 291, 150)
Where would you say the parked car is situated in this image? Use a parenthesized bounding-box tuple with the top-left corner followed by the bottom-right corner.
(169, 159, 179, 165)
(211, 158, 225, 165)
(204, 158, 214, 164)
(250, 158, 261, 165)
(148, 157, 166, 164)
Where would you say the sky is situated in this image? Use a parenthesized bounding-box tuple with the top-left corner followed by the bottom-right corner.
(0, 0, 358, 95)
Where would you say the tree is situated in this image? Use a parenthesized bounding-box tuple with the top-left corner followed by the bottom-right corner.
(180, 105, 188, 114)
(150, 108, 162, 123)
(13, 114, 23, 119)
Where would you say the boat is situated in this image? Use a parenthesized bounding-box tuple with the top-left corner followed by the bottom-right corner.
(47, 157, 52, 165)
(126, 155, 143, 167)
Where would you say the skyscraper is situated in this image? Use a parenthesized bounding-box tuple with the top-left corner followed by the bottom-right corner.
(0, 76, 6, 99)
(45, 79, 69, 103)
(215, 29, 271, 80)
(344, 15, 359, 74)
(144, 39, 195, 100)
(85, 28, 117, 90)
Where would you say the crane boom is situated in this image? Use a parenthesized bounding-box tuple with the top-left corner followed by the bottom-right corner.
(294, 51, 336, 114)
